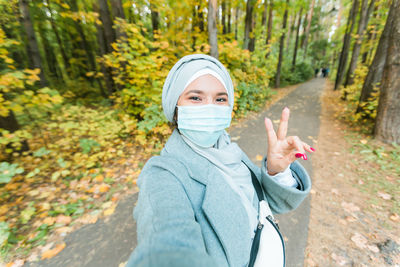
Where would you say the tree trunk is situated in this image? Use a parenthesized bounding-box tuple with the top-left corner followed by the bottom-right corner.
(150, 3, 159, 34)
(0, 110, 30, 156)
(243, 0, 256, 51)
(334, 0, 359, 90)
(361, 4, 378, 64)
(292, 7, 302, 68)
(98, 0, 115, 54)
(266, 0, 274, 44)
(344, 0, 375, 87)
(265, 0, 273, 58)
(261, 0, 267, 27)
(227, 0, 232, 33)
(222, 0, 227, 34)
(93, 2, 114, 96)
(110, 0, 126, 40)
(356, 1, 393, 114)
(374, 0, 400, 144)
(302, 0, 315, 57)
(274, 0, 289, 88)
(208, 0, 219, 58)
(19, 0, 48, 87)
(37, 19, 59, 81)
(285, 14, 294, 54)
(234, 5, 239, 40)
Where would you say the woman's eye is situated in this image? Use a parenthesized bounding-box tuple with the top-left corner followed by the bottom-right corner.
(189, 96, 201, 101)
(216, 98, 227, 102)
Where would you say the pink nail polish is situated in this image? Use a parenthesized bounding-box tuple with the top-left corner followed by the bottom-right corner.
(310, 147, 315, 152)
(295, 153, 303, 158)
(302, 154, 308, 160)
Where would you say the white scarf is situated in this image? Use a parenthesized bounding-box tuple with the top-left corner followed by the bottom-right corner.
(181, 131, 258, 237)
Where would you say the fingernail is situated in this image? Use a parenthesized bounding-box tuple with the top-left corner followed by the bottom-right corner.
(310, 147, 315, 152)
(302, 154, 308, 160)
(295, 153, 303, 158)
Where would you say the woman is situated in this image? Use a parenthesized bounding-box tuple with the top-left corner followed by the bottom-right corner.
(127, 54, 312, 267)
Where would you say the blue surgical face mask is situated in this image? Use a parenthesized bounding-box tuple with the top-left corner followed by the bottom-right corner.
(177, 104, 232, 148)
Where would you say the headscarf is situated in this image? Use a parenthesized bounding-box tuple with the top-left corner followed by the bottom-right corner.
(162, 54, 258, 238)
(162, 54, 234, 122)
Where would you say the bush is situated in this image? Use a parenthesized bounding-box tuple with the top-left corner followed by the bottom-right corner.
(279, 62, 314, 86)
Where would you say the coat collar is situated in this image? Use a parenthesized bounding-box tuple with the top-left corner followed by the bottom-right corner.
(162, 129, 255, 266)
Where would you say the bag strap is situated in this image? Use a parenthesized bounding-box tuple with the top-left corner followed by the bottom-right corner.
(242, 160, 264, 202)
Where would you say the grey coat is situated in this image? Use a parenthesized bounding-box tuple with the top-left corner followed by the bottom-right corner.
(127, 129, 311, 267)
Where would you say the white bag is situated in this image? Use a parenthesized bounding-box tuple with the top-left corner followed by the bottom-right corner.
(245, 163, 286, 267)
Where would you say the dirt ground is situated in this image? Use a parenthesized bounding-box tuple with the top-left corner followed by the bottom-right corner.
(304, 81, 400, 266)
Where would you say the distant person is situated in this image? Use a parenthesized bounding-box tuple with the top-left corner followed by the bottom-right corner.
(127, 54, 313, 267)
(321, 68, 327, 78)
(315, 68, 319, 77)
(325, 67, 330, 77)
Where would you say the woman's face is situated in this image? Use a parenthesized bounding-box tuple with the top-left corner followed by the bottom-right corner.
(177, 74, 229, 106)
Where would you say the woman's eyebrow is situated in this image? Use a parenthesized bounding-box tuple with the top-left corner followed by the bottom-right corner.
(216, 92, 228, 96)
(184, 89, 204, 95)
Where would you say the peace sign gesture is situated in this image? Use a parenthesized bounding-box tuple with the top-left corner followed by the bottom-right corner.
(264, 107, 315, 176)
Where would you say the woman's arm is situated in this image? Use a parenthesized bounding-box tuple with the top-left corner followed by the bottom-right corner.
(126, 166, 216, 267)
(260, 156, 311, 214)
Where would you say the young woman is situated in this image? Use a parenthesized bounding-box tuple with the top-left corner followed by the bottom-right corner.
(127, 54, 312, 267)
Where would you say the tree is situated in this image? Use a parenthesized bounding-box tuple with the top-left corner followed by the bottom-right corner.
(98, 0, 115, 54)
(243, 0, 257, 51)
(344, 0, 375, 87)
(208, 0, 219, 58)
(19, 0, 48, 86)
(356, 2, 392, 114)
(274, 0, 289, 88)
(334, 0, 359, 90)
(302, 0, 315, 58)
(264, 0, 273, 59)
(292, 7, 302, 68)
(374, 0, 400, 144)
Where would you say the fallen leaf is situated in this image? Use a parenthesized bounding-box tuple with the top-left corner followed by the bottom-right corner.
(331, 188, 339, 195)
(41, 243, 66, 259)
(351, 233, 367, 249)
(43, 217, 56, 225)
(95, 175, 104, 182)
(389, 213, 399, 222)
(360, 139, 367, 144)
(99, 183, 110, 193)
(331, 253, 347, 266)
(255, 154, 263, 161)
(341, 202, 360, 213)
(104, 204, 117, 216)
(377, 191, 391, 200)
(345, 216, 357, 223)
(77, 214, 98, 224)
(367, 245, 379, 253)
(55, 226, 73, 234)
(5, 259, 25, 267)
(56, 215, 71, 225)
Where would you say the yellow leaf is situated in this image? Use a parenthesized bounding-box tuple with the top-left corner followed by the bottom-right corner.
(103, 204, 116, 216)
(255, 154, 263, 161)
(41, 243, 66, 260)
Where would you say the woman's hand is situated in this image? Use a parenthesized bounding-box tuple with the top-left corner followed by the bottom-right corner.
(264, 107, 315, 176)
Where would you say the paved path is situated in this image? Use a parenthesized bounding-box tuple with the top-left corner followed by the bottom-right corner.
(229, 78, 324, 266)
(24, 78, 324, 267)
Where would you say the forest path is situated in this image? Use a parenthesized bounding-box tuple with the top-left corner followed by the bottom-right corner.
(24, 78, 325, 267)
(229, 77, 324, 267)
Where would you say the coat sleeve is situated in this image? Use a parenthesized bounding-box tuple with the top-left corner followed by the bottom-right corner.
(260, 156, 311, 214)
(126, 163, 217, 267)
